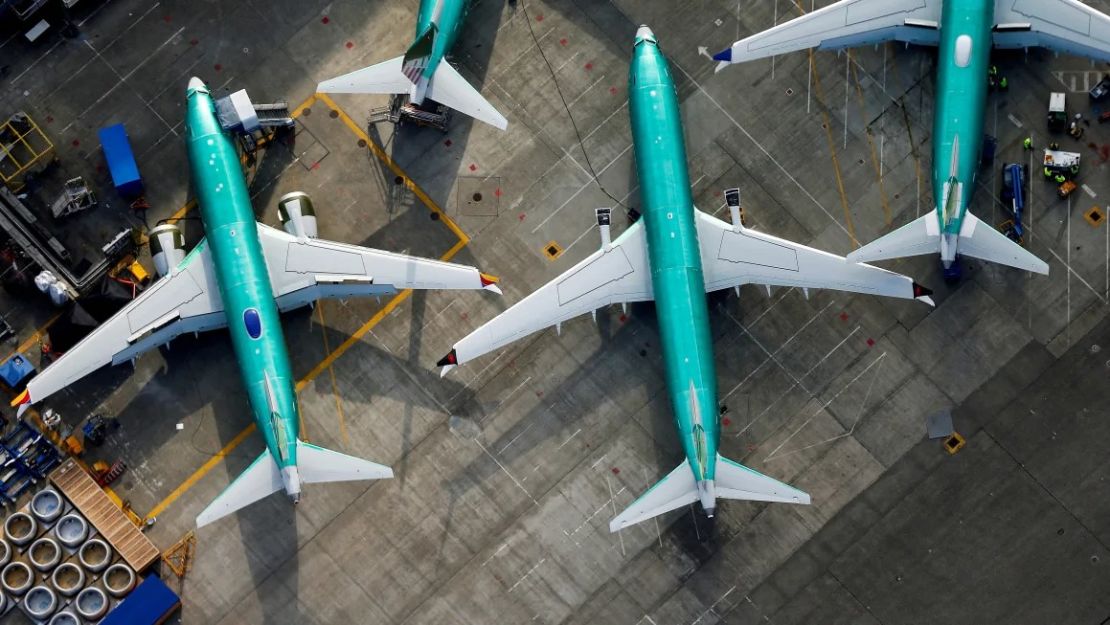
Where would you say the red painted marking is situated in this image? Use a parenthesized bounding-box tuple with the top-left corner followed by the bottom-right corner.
(746, 443, 757, 452)
(444, 139, 452, 147)
(162, 15, 171, 23)
(189, 38, 198, 46)
(460, 312, 469, 321)
(722, 417, 732, 426)
(610, 467, 620, 475)
(311, 162, 320, 170)
(71, 139, 79, 147)
(535, 13, 544, 21)
(609, 86, 618, 95)
(468, 163, 477, 171)
(45, 116, 53, 123)
(839, 312, 849, 322)
(214, 63, 222, 72)
(713, 190, 722, 197)
(559, 38, 568, 46)
(866, 338, 875, 347)
(536, 390, 544, 397)
(321, 16, 330, 24)
(584, 62, 593, 71)
(494, 188, 502, 197)
(618, 314, 627, 323)
(518, 213, 526, 221)
(345, 41, 354, 49)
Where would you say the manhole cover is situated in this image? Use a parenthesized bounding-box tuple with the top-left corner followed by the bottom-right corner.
(456, 176, 500, 217)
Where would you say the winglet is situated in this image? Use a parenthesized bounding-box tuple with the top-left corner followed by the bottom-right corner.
(10, 388, 30, 409)
(480, 273, 503, 295)
(912, 283, 936, 307)
(437, 349, 458, 377)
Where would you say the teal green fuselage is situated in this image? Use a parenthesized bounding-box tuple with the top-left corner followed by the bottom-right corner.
(629, 33, 718, 482)
(185, 83, 299, 472)
(932, 0, 993, 236)
(416, 0, 468, 80)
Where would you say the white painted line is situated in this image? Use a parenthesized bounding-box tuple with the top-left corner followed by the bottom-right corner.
(1007, 114, 1024, 128)
(1083, 184, 1096, 199)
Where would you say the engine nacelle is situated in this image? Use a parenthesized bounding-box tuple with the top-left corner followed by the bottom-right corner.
(277, 191, 318, 239)
(148, 224, 186, 278)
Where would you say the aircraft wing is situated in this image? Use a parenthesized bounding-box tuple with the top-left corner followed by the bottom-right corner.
(993, 0, 1110, 61)
(695, 210, 934, 304)
(712, 0, 941, 68)
(13, 239, 226, 410)
(256, 224, 501, 312)
(437, 219, 653, 372)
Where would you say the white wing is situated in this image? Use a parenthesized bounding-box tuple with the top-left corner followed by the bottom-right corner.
(713, 0, 941, 67)
(993, 0, 1110, 61)
(15, 240, 225, 409)
(256, 223, 501, 312)
(695, 210, 934, 303)
(439, 220, 653, 371)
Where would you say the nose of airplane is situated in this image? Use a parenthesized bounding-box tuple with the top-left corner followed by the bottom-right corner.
(635, 25, 655, 42)
(187, 76, 205, 91)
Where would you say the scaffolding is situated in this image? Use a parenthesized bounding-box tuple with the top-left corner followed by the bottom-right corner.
(0, 112, 55, 192)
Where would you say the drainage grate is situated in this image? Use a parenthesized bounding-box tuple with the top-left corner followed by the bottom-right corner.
(1085, 206, 1104, 228)
(543, 241, 563, 260)
(944, 432, 966, 455)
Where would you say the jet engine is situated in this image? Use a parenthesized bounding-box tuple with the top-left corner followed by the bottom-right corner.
(148, 224, 186, 277)
(277, 191, 318, 238)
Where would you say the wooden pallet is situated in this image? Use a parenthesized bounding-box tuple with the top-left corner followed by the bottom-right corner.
(49, 459, 159, 572)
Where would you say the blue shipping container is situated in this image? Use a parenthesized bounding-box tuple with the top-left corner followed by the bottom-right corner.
(98, 123, 143, 197)
(101, 575, 182, 625)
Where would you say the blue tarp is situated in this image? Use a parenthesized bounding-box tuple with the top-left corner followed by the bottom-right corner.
(98, 123, 143, 197)
(0, 354, 34, 388)
(101, 576, 181, 625)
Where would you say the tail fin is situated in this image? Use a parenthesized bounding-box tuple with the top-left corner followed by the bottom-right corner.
(402, 25, 437, 84)
(608, 456, 808, 532)
(846, 212, 943, 264)
(195, 441, 393, 528)
(954, 211, 1049, 274)
(296, 440, 394, 483)
(426, 62, 508, 130)
(196, 451, 284, 528)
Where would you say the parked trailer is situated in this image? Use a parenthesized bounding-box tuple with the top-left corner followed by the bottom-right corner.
(97, 124, 143, 198)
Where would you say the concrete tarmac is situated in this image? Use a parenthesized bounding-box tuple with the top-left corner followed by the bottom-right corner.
(0, 0, 1108, 623)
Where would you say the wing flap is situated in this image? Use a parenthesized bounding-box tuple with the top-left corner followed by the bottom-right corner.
(442, 220, 653, 371)
(696, 210, 931, 303)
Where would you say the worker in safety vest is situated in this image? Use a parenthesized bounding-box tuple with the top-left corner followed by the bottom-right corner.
(1023, 137, 1033, 150)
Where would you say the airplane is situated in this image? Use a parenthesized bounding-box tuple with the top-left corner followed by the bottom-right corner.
(713, 0, 1110, 279)
(436, 26, 935, 532)
(11, 77, 503, 527)
(317, 0, 508, 130)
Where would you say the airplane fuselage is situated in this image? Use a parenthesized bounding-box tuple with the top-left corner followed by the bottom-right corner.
(629, 29, 720, 512)
(185, 80, 302, 501)
(932, 0, 993, 264)
(416, 0, 468, 80)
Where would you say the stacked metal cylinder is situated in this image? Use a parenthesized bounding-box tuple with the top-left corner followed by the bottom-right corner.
(0, 487, 137, 622)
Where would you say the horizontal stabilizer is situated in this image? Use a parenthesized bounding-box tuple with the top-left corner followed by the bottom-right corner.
(847, 213, 941, 264)
(317, 56, 412, 95)
(609, 461, 697, 532)
(956, 211, 1049, 275)
(426, 62, 508, 130)
(296, 440, 394, 483)
(196, 451, 283, 528)
(715, 455, 810, 504)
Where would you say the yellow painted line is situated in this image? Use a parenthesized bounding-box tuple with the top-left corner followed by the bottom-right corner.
(0, 312, 61, 365)
(147, 423, 258, 519)
(848, 52, 893, 227)
(315, 93, 471, 245)
(146, 95, 473, 521)
(316, 302, 349, 446)
(807, 49, 860, 249)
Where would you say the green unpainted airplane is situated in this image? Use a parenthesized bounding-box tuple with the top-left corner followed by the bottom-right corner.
(317, 0, 507, 130)
(715, 0, 1110, 278)
(12, 78, 502, 527)
(437, 27, 934, 532)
